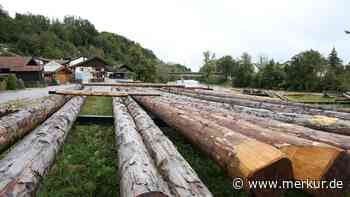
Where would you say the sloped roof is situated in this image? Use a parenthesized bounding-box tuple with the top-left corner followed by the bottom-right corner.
(71, 57, 108, 68)
(44, 61, 63, 73)
(0, 56, 43, 72)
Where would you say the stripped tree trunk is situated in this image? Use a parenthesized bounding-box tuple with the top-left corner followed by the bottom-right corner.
(160, 92, 350, 150)
(0, 96, 85, 196)
(113, 97, 171, 197)
(133, 96, 293, 197)
(0, 85, 81, 153)
(153, 94, 350, 196)
(163, 89, 350, 123)
(123, 97, 213, 197)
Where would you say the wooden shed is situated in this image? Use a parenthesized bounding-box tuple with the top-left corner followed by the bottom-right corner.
(44, 61, 72, 84)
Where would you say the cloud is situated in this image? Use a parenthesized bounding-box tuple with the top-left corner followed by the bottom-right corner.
(2, 0, 350, 71)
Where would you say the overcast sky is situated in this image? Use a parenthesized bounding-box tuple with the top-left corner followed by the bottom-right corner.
(1, 0, 349, 71)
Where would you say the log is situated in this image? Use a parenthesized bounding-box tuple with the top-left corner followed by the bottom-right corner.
(159, 92, 350, 150)
(0, 96, 85, 196)
(160, 91, 350, 136)
(147, 95, 350, 195)
(0, 85, 81, 153)
(85, 83, 185, 88)
(164, 88, 350, 121)
(123, 97, 213, 197)
(49, 90, 160, 97)
(133, 96, 293, 197)
(113, 97, 171, 197)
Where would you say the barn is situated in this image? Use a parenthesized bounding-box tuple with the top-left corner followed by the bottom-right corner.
(0, 56, 44, 82)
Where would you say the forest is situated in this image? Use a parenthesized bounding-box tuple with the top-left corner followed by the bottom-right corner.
(200, 48, 350, 92)
(0, 5, 189, 82)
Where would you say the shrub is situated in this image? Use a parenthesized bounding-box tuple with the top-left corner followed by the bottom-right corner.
(51, 79, 59, 86)
(0, 79, 6, 90)
(16, 78, 25, 89)
(6, 74, 17, 90)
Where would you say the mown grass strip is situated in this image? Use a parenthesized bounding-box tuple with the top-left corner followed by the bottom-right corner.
(37, 96, 118, 197)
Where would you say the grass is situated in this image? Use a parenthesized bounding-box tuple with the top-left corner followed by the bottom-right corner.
(287, 95, 336, 103)
(37, 96, 118, 197)
(80, 96, 113, 116)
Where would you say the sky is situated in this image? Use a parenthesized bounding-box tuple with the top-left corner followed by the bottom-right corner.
(1, 0, 349, 71)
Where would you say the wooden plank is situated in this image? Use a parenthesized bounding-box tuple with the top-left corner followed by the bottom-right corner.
(76, 115, 114, 124)
(49, 90, 160, 97)
(84, 83, 185, 88)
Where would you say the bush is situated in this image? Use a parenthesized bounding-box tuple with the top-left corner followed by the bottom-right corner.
(51, 79, 59, 86)
(6, 74, 17, 90)
(16, 78, 25, 89)
(0, 79, 6, 90)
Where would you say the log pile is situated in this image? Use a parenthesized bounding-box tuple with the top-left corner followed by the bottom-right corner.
(0, 85, 81, 153)
(113, 97, 172, 197)
(123, 97, 212, 197)
(162, 88, 350, 133)
(49, 90, 160, 97)
(133, 91, 350, 196)
(133, 95, 293, 197)
(0, 96, 85, 196)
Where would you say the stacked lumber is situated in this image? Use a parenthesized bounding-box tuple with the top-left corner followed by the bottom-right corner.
(132, 95, 293, 197)
(113, 97, 171, 197)
(133, 93, 350, 196)
(123, 97, 212, 197)
(0, 96, 85, 196)
(0, 85, 81, 153)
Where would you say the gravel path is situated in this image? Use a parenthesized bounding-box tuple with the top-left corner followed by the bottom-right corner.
(0, 84, 77, 105)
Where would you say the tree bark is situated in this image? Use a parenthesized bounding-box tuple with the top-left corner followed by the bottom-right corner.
(160, 91, 350, 140)
(113, 97, 171, 197)
(0, 85, 81, 153)
(163, 88, 350, 122)
(0, 96, 85, 196)
(49, 90, 160, 97)
(123, 97, 213, 197)
(133, 96, 293, 197)
(142, 95, 350, 196)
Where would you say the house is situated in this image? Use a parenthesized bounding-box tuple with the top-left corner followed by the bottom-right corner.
(71, 57, 107, 83)
(44, 61, 72, 84)
(108, 65, 134, 82)
(0, 56, 44, 82)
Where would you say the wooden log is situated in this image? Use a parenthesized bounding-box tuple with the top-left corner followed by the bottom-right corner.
(0, 86, 81, 153)
(149, 95, 350, 196)
(160, 91, 350, 136)
(113, 97, 171, 197)
(159, 92, 350, 150)
(49, 90, 160, 97)
(123, 97, 213, 197)
(133, 96, 293, 197)
(85, 82, 185, 88)
(164, 88, 350, 121)
(0, 96, 85, 196)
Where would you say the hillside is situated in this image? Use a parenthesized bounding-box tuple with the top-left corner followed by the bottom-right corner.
(0, 5, 190, 82)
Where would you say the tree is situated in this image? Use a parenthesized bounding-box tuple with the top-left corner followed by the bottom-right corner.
(216, 55, 236, 80)
(199, 51, 217, 83)
(284, 50, 327, 91)
(232, 52, 254, 87)
(257, 60, 285, 89)
(328, 47, 343, 74)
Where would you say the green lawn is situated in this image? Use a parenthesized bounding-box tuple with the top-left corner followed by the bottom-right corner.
(37, 96, 118, 197)
(80, 96, 113, 116)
